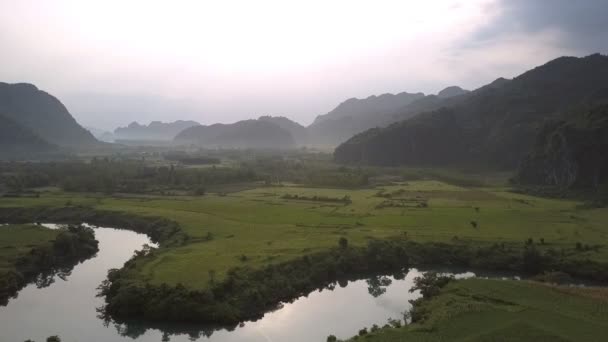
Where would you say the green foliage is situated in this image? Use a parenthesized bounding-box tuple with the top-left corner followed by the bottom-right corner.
(409, 272, 453, 299)
(0, 223, 98, 304)
(515, 104, 608, 196)
(346, 278, 608, 341)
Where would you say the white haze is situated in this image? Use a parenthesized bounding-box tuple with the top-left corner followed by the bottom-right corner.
(0, 0, 606, 130)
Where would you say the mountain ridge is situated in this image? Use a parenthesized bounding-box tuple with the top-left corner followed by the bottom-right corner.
(334, 54, 608, 168)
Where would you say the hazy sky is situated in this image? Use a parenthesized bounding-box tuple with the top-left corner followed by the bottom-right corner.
(1, 0, 607, 130)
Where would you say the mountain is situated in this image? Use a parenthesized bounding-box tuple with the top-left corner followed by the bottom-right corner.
(174, 119, 296, 149)
(514, 104, 608, 191)
(307, 92, 425, 146)
(0, 82, 97, 147)
(258, 116, 308, 145)
(437, 86, 470, 99)
(113, 120, 200, 141)
(0, 114, 56, 156)
(335, 54, 608, 168)
(86, 126, 115, 142)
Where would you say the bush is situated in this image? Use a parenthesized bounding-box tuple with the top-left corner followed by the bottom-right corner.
(339, 237, 348, 249)
(409, 272, 453, 299)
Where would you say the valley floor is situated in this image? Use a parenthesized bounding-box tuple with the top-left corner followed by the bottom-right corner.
(1, 180, 607, 289)
(2, 179, 608, 338)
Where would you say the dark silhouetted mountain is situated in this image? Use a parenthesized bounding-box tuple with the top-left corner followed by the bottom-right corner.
(335, 54, 608, 168)
(113, 120, 200, 141)
(0, 82, 97, 146)
(174, 119, 296, 149)
(258, 115, 308, 145)
(307, 92, 425, 146)
(0, 114, 56, 157)
(437, 86, 470, 99)
(514, 104, 608, 191)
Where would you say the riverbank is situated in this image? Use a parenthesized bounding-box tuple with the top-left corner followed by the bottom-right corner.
(343, 278, 608, 341)
(1, 180, 608, 325)
(0, 224, 99, 304)
(99, 237, 608, 325)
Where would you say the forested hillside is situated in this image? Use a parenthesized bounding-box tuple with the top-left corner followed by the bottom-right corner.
(174, 119, 296, 149)
(0, 83, 97, 147)
(335, 54, 608, 168)
(0, 115, 55, 157)
(514, 104, 608, 192)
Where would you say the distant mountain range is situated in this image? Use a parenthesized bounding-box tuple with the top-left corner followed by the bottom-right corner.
(335, 54, 608, 169)
(3, 53, 607, 176)
(111, 120, 200, 141)
(306, 87, 469, 146)
(174, 119, 296, 149)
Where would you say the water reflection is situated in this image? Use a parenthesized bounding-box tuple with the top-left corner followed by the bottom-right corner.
(0, 224, 509, 342)
(98, 270, 436, 342)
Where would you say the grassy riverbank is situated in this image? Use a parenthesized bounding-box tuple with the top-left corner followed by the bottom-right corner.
(3, 180, 608, 286)
(345, 278, 608, 341)
(2, 179, 608, 322)
(0, 224, 98, 304)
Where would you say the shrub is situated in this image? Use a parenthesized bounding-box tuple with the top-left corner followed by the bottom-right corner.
(409, 272, 453, 299)
(339, 237, 348, 249)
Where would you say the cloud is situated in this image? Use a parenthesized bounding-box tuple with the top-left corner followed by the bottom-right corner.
(472, 0, 608, 52)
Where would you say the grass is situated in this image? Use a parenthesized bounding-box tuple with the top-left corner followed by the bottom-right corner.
(2, 180, 608, 288)
(0, 224, 60, 277)
(347, 278, 608, 341)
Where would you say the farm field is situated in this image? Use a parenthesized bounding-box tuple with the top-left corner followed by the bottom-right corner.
(346, 278, 608, 341)
(2, 179, 608, 290)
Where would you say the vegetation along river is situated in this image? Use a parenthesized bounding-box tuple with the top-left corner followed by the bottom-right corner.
(1, 223, 582, 342)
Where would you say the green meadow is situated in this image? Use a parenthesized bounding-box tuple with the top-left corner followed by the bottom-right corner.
(347, 278, 608, 341)
(2, 179, 608, 289)
(0, 224, 60, 278)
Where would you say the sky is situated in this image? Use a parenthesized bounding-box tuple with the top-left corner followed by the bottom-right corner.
(1, 0, 607, 130)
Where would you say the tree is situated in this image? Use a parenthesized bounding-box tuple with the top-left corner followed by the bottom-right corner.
(409, 272, 453, 299)
(47, 336, 61, 342)
(338, 237, 348, 249)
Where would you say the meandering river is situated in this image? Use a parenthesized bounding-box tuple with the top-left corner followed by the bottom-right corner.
(0, 224, 495, 342)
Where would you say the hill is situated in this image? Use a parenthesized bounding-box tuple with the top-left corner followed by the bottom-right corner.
(0, 114, 56, 157)
(258, 115, 308, 145)
(437, 85, 470, 98)
(0, 83, 97, 147)
(514, 104, 608, 192)
(113, 120, 200, 141)
(335, 54, 608, 168)
(307, 92, 425, 146)
(174, 119, 296, 149)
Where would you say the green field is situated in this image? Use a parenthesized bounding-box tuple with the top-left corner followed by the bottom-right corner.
(347, 278, 608, 341)
(0, 224, 60, 277)
(2, 179, 608, 289)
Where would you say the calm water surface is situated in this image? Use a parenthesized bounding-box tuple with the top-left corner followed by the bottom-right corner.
(1, 224, 477, 342)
